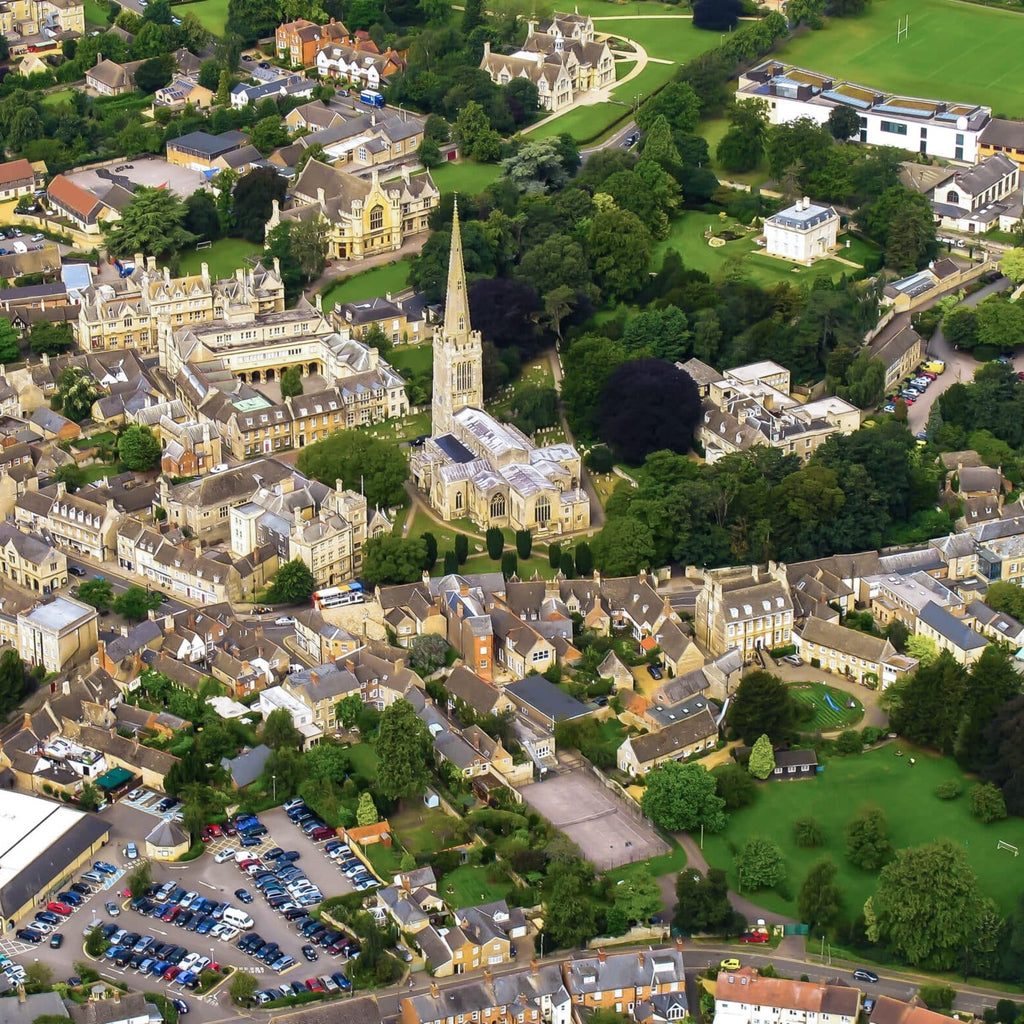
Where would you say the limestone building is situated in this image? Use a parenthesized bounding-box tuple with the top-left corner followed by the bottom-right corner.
(764, 197, 839, 265)
(411, 206, 590, 535)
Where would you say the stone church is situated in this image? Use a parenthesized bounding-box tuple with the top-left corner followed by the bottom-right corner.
(410, 206, 590, 535)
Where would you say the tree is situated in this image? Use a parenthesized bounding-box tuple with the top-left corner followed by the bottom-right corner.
(453, 100, 501, 162)
(693, 0, 741, 29)
(231, 165, 287, 243)
(748, 734, 775, 779)
(0, 648, 27, 715)
(501, 550, 518, 580)
(827, 105, 861, 141)
(230, 969, 258, 1005)
(976, 297, 1024, 352)
(845, 806, 892, 870)
(409, 633, 448, 674)
(422, 532, 438, 571)
(265, 559, 315, 604)
(590, 517, 656, 577)
(336, 693, 363, 729)
(117, 424, 161, 471)
(113, 585, 161, 623)
(735, 836, 786, 891)
(515, 529, 532, 560)
(860, 186, 936, 271)
(866, 839, 985, 968)
(1001, 248, 1024, 284)
(727, 671, 799, 745)
(296, 432, 408, 508)
(587, 208, 652, 302)
(455, 533, 469, 565)
(970, 782, 1007, 823)
(376, 698, 432, 800)
(641, 761, 727, 834)
(184, 189, 221, 243)
(798, 858, 842, 928)
(905, 633, 939, 667)
(674, 867, 733, 934)
(622, 306, 692, 362)
(134, 53, 174, 93)
(545, 859, 598, 948)
(599, 359, 701, 464)
(548, 541, 562, 570)
(486, 527, 504, 560)
(793, 814, 827, 848)
(280, 365, 303, 399)
(291, 217, 329, 278)
(612, 868, 662, 923)
(103, 186, 196, 260)
(443, 550, 458, 574)
(263, 707, 303, 751)
(941, 305, 978, 350)
(53, 464, 84, 494)
(198, 59, 221, 91)
(0, 316, 19, 362)
(53, 366, 100, 423)
(715, 762, 757, 810)
(575, 541, 593, 577)
(356, 791, 378, 826)
(501, 138, 570, 194)
(23, 961, 54, 993)
(76, 578, 114, 611)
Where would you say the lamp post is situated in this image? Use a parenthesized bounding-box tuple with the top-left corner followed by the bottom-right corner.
(272, 775, 276, 801)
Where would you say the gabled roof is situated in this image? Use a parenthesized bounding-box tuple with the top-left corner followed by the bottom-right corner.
(624, 707, 717, 764)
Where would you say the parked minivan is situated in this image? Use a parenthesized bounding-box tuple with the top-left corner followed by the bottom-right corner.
(221, 907, 254, 931)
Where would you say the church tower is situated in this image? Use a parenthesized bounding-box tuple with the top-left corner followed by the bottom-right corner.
(431, 200, 483, 437)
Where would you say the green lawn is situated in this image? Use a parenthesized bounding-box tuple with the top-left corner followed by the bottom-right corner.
(428, 160, 502, 198)
(440, 864, 514, 907)
(182, 0, 231, 36)
(84, 0, 108, 26)
(701, 745, 1024, 918)
(343, 741, 378, 783)
(777, 0, 1024, 117)
(42, 89, 75, 108)
(599, 15, 720, 63)
(390, 804, 467, 856)
(790, 682, 864, 732)
(607, 837, 688, 885)
(388, 343, 433, 379)
(653, 212, 870, 288)
(320, 259, 412, 312)
(178, 238, 261, 280)
(570, 0, 695, 17)
(701, 116, 770, 188)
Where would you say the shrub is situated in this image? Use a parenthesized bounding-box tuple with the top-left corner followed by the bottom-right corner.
(836, 729, 863, 755)
(793, 815, 826, 848)
(934, 779, 963, 801)
(918, 986, 956, 1011)
(970, 782, 1007, 823)
(860, 725, 885, 746)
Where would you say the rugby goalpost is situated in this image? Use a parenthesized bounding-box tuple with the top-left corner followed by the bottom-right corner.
(896, 14, 909, 43)
(997, 840, 1019, 857)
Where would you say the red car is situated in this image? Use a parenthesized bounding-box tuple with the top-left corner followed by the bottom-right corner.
(46, 902, 73, 916)
(306, 978, 325, 992)
(164, 967, 181, 981)
(740, 931, 770, 943)
(201, 825, 222, 842)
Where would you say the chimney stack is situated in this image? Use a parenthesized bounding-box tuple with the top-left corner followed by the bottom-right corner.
(430, 982, 440, 998)
(597, 949, 606, 963)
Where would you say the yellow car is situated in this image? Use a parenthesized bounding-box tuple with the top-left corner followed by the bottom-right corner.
(720, 959, 741, 971)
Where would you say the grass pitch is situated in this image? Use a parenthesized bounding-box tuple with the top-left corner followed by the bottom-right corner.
(702, 744, 1024, 918)
(778, 0, 1024, 117)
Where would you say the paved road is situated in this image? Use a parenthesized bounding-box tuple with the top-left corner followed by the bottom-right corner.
(906, 274, 1013, 432)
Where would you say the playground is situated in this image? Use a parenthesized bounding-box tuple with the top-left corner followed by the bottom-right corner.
(790, 682, 864, 731)
(702, 745, 1024, 917)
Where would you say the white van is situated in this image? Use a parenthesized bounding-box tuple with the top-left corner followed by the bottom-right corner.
(12, 241, 27, 254)
(222, 907, 254, 930)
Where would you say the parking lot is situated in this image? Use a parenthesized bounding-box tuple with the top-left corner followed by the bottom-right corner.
(3, 801, 368, 1007)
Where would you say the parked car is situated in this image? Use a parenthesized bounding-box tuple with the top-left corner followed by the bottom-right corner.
(853, 969, 878, 983)
(740, 931, 770, 943)
(720, 958, 741, 971)
(781, 654, 803, 666)
(646, 663, 663, 680)
(125, 842, 139, 860)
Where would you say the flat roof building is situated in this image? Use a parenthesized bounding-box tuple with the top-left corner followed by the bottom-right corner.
(0, 789, 110, 933)
(17, 595, 99, 673)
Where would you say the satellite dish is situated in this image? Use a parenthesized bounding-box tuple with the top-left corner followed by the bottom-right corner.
(956, 115, 968, 131)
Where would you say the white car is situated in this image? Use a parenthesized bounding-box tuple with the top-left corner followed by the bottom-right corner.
(275, 616, 296, 626)
(126, 788, 143, 800)
(124, 842, 138, 860)
(219, 925, 239, 941)
(214, 848, 237, 864)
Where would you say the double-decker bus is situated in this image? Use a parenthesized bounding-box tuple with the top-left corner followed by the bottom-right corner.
(311, 582, 365, 609)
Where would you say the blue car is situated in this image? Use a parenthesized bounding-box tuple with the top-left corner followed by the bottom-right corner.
(150, 960, 171, 976)
(331, 972, 352, 990)
(58, 891, 83, 906)
(94, 861, 117, 875)
(196, 917, 216, 935)
(176, 970, 197, 987)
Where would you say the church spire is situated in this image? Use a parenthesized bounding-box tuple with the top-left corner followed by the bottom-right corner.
(444, 198, 471, 338)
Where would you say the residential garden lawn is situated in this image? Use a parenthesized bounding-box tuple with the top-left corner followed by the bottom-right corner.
(184, 0, 231, 36)
(789, 682, 864, 732)
(387, 343, 433, 379)
(653, 212, 871, 289)
(178, 238, 261, 280)
(343, 741, 378, 783)
(390, 804, 465, 857)
(42, 89, 75, 108)
(84, 0, 108, 26)
(73, 430, 116, 449)
(701, 744, 1024, 918)
(364, 840, 401, 878)
(320, 258, 412, 311)
(440, 864, 514, 907)
(79, 463, 122, 485)
(428, 161, 502, 198)
(777, 0, 1024, 117)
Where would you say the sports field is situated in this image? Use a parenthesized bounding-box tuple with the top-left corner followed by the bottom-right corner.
(180, 0, 230, 36)
(702, 745, 1024, 918)
(779, 0, 1024, 117)
(178, 237, 261, 279)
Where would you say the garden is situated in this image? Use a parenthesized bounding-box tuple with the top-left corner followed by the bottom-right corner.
(178, 238, 262, 280)
(320, 259, 413, 312)
(701, 744, 1024, 919)
(789, 683, 864, 732)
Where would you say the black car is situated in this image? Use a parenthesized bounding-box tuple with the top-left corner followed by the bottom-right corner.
(853, 969, 879, 984)
(17, 928, 42, 942)
(68, 565, 86, 577)
(70, 882, 92, 895)
(283, 907, 307, 921)
(176, 911, 194, 929)
(302, 944, 319, 962)
(234, 888, 254, 904)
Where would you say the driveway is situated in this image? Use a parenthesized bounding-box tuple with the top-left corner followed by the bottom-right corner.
(766, 656, 888, 730)
(906, 274, 1013, 431)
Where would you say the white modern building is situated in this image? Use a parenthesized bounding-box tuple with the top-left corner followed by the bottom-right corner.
(764, 197, 839, 265)
(738, 61, 991, 163)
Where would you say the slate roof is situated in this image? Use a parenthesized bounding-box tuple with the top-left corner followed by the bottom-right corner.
(566, 945, 686, 995)
(798, 617, 895, 663)
(146, 818, 189, 847)
(918, 601, 989, 651)
(221, 743, 272, 788)
(624, 707, 718, 764)
(444, 665, 502, 716)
